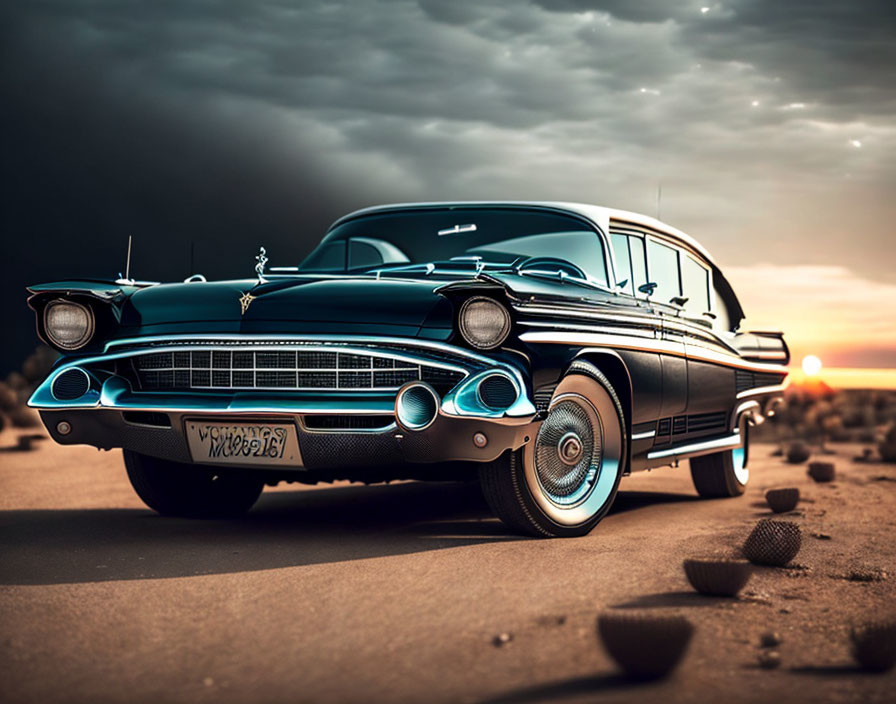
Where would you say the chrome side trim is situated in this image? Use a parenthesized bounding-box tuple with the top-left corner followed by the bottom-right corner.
(630, 430, 656, 441)
(647, 432, 741, 460)
(518, 330, 788, 374)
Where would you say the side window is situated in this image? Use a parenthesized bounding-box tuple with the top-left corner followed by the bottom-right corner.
(610, 234, 633, 295)
(681, 255, 711, 314)
(347, 240, 384, 271)
(647, 239, 682, 303)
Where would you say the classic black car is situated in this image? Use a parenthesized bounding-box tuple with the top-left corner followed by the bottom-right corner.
(28, 202, 789, 536)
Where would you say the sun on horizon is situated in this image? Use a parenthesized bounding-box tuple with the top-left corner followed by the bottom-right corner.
(801, 355, 823, 377)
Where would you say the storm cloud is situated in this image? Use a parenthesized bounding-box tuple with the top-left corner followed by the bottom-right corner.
(2, 1, 894, 371)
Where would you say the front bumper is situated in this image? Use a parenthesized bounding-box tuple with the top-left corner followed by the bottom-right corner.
(30, 336, 538, 471)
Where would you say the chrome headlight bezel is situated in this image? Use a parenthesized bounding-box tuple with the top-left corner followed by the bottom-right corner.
(43, 299, 95, 351)
(458, 296, 512, 351)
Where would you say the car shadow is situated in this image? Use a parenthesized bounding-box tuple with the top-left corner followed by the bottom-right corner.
(610, 590, 738, 609)
(0, 483, 700, 586)
(477, 673, 653, 703)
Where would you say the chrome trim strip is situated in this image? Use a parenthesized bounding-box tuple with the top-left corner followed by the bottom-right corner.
(518, 331, 788, 374)
(515, 303, 741, 354)
(630, 430, 656, 441)
(519, 320, 658, 340)
(647, 432, 741, 460)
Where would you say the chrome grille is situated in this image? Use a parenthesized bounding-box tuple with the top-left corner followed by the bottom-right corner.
(133, 348, 465, 392)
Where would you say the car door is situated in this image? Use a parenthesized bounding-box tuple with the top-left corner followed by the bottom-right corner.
(643, 236, 689, 427)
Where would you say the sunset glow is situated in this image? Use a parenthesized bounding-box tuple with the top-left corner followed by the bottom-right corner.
(802, 355, 823, 376)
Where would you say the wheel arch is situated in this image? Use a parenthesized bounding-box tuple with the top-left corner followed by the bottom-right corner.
(567, 350, 632, 475)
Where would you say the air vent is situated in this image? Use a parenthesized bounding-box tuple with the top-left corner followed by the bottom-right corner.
(477, 374, 518, 410)
(51, 368, 90, 401)
(303, 415, 394, 431)
(122, 411, 171, 428)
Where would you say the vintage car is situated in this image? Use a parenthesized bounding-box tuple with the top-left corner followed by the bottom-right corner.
(28, 202, 789, 537)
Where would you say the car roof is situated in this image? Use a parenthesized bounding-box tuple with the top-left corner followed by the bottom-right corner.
(329, 200, 719, 269)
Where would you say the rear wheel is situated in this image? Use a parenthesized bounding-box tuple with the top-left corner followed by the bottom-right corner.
(479, 364, 626, 537)
(123, 450, 264, 518)
(689, 424, 750, 497)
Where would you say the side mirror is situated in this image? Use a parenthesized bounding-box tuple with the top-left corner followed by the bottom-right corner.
(638, 282, 657, 297)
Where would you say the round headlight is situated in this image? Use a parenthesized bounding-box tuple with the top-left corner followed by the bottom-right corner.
(44, 300, 94, 350)
(458, 296, 511, 350)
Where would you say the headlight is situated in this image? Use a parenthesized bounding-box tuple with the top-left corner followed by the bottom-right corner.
(44, 300, 94, 350)
(458, 296, 511, 350)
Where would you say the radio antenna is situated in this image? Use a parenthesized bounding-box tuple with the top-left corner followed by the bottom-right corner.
(124, 235, 133, 282)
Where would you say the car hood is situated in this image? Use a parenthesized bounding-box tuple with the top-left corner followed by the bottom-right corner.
(118, 276, 455, 338)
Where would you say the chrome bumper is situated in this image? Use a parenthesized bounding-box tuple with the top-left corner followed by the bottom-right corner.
(30, 336, 538, 470)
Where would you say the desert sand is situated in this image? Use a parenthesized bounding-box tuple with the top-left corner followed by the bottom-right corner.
(0, 429, 893, 703)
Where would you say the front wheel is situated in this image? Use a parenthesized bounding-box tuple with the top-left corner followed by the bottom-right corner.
(479, 364, 626, 537)
(689, 425, 750, 498)
(123, 451, 264, 518)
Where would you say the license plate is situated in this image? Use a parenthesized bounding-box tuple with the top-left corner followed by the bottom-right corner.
(185, 420, 303, 467)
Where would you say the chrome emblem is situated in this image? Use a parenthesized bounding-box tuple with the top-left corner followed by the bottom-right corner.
(239, 291, 256, 315)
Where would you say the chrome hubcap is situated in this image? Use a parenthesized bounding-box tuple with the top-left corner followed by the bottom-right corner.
(534, 397, 601, 505)
(558, 432, 584, 465)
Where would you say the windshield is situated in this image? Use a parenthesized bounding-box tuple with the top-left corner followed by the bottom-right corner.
(299, 207, 609, 286)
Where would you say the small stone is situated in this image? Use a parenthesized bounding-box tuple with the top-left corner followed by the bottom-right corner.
(812, 532, 832, 540)
(808, 461, 836, 483)
(492, 632, 513, 647)
(779, 608, 791, 615)
(785, 442, 810, 464)
(758, 651, 781, 669)
(760, 632, 782, 648)
(203, 677, 214, 687)
(846, 568, 888, 583)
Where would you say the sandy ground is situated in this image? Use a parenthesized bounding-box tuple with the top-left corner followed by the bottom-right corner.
(0, 428, 894, 704)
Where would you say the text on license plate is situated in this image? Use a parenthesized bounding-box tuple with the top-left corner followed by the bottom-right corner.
(185, 421, 303, 467)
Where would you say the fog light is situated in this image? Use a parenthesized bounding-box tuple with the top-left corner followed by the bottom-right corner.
(56, 421, 72, 436)
(473, 432, 488, 448)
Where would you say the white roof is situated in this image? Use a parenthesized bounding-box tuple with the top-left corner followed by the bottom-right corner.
(330, 201, 719, 270)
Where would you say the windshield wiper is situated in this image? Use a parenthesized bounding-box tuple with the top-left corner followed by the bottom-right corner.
(368, 258, 515, 279)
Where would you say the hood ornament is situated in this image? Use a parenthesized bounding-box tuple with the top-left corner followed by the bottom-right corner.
(255, 246, 269, 284)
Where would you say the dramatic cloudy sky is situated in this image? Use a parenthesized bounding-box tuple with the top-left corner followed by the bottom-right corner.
(2, 0, 894, 374)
